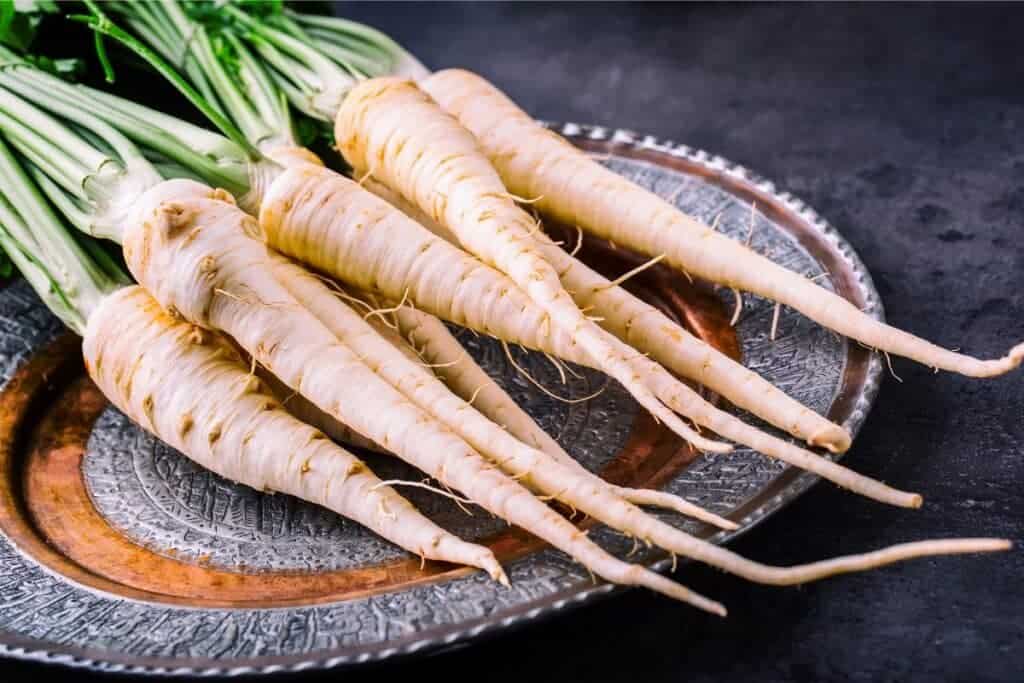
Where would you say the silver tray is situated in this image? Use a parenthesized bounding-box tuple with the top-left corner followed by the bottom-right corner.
(0, 123, 883, 676)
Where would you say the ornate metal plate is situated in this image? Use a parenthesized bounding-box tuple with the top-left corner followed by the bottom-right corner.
(0, 124, 883, 675)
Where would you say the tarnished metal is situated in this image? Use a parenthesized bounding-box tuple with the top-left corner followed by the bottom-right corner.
(0, 125, 882, 675)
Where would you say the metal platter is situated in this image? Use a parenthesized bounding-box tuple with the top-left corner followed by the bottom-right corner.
(0, 124, 883, 675)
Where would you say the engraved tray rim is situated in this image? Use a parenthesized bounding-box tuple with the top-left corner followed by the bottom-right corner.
(0, 122, 884, 676)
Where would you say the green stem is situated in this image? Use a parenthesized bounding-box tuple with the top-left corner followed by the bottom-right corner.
(118, 7, 225, 117)
(160, 0, 276, 145)
(100, 1, 298, 149)
(287, 9, 430, 78)
(26, 165, 95, 235)
(244, 33, 326, 117)
(288, 9, 413, 54)
(225, 4, 343, 77)
(0, 71, 146, 167)
(0, 66, 167, 243)
(0, 58, 170, 242)
(225, 31, 293, 142)
(220, 4, 430, 123)
(0, 137, 125, 334)
(0, 84, 98, 198)
(0, 50, 250, 197)
(71, 1, 259, 159)
(224, 3, 358, 117)
(303, 31, 378, 78)
(120, 12, 225, 118)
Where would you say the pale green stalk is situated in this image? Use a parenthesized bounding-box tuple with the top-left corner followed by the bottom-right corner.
(0, 137, 127, 334)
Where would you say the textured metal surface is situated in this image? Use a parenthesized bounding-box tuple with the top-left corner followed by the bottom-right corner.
(0, 280, 63, 391)
(0, 125, 883, 675)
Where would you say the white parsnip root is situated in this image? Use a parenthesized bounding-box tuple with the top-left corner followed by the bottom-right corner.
(5, 11, 1014, 618)
(420, 68, 1024, 378)
(123, 177, 975, 601)
(256, 362, 387, 454)
(270, 260, 750, 543)
(260, 161, 726, 449)
(120, 177, 725, 614)
(255, 270, 1000, 588)
(259, 161, 915, 508)
(335, 77, 728, 456)
(334, 285, 735, 525)
(283, 307, 742, 534)
(278, 264, 736, 531)
(83, 285, 505, 581)
(382, 300, 738, 529)
(330, 78, 918, 506)
(362, 174, 851, 454)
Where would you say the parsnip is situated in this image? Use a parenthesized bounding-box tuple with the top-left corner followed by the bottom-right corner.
(260, 163, 916, 507)
(120, 178, 724, 613)
(382, 300, 738, 527)
(299, 279, 737, 528)
(66, 5, 896, 506)
(264, 273, 1005, 587)
(257, 362, 387, 454)
(0, 29, 723, 611)
(2, 5, 1013, 614)
(126, 183, 964, 592)
(275, 258, 737, 531)
(84, 285, 505, 579)
(421, 68, 1024, 378)
(362, 175, 851, 453)
(0, 132, 503, 580)
(204, 7, 848, 455)
(335, 77, 729, 459)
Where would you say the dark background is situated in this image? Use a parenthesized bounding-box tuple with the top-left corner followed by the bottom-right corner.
(4, 2, 1023, 682)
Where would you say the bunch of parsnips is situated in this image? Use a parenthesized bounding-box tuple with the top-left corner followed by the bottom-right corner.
(0, 1, 1012, 616)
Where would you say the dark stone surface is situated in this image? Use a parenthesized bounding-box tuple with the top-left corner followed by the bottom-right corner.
(3, 2, 1022, 682)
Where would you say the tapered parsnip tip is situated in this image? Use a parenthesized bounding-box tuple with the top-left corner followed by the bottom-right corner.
(488, 561, 511, 588)
(1008, 342, 1024, 366)
(683, 503, 740, 532)
(641, 570, 726, 615)
(809, 425, 852, 454)
(717, 518, 741, 532)
(923, 538, 1012, 555)
(962, 341, 1024, 378)
(978, 538, 1013, 552)
(659, 500, 737, 531)
(859, 483, 922, 510)
(704, 599, 728, 618)
(874, 489, 922, 509)
(675, 587, 727, 617)
(612, 487, 738, 530)
(473, 549, 509, 586)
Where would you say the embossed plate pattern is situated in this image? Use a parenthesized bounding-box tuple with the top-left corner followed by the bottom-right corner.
(0, 124, 883, 675)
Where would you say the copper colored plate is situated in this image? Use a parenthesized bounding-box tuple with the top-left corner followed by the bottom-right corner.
(0, 124, 883, 676)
